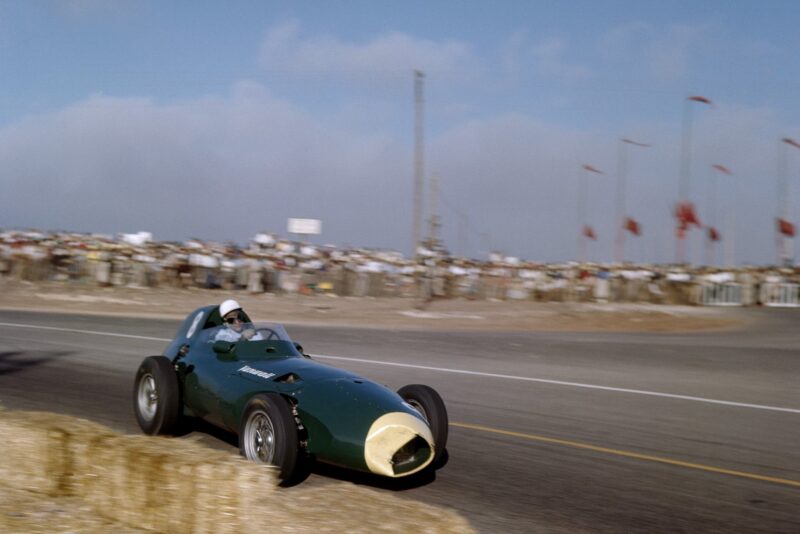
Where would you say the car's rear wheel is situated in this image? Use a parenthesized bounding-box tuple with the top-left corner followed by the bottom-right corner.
(133, 356, 181, 435)
(398, 384, 448, 467)
(239, 393, 299, 483)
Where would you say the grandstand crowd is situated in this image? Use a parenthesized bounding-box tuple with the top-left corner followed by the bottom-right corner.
(1, 229, 798, 306)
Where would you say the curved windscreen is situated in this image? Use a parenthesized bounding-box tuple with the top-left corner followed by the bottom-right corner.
(203, 322, 302, 360)
(202, 322, 294, 344)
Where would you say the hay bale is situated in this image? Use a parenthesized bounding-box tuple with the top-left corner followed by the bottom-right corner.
(0, 409, 473, 533)
(0, 485, 147, 533)
(0, 410, 115, 497)
(75, 433, 278, 533)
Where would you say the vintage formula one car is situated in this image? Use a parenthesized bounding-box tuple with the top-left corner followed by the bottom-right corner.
(132, 304, 448, 483)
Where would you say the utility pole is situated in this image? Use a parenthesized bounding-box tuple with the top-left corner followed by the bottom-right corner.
(457, 210, 467, 258)
(412, 70, 425, 258)
(427, 173, 441, 249)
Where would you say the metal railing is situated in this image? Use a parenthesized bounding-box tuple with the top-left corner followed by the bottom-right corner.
(759, 283, 800, 308)
(695, 283, 745, 306)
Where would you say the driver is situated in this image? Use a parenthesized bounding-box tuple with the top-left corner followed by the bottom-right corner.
(215, 299, 263, 342)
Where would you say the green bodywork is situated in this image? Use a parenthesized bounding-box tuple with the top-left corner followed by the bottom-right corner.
(163, 305, 424, 472)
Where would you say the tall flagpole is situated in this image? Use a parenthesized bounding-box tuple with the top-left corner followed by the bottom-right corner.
(778, 138, 800, 266)
(579, 164, 603, 262)
(615, 138, 649, 263)
(412, 70, 425, 258)
(577, 166, 587, 262)
(708, 164, 732, 266)
(676, 95, 712, 264)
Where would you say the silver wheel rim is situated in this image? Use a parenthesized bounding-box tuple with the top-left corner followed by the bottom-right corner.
(137, 373, 158, 422)
(407, 399, 429, 423)
(244, 410, 275, 464)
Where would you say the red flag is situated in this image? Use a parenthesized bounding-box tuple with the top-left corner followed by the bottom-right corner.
(582, 225, 597, 240)
(623, 217, 641, 236)
(708, 227, 721, 242)
(675, 201, 701, 227)
(783, 138, 800, 150)
(711, 164, 732, 175)
(778, 218, 796, 237)
(688, 95, 713, 105)
(581, 164, 604, 174)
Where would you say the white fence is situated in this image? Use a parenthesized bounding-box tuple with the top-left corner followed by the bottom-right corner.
(759, 283, 800, 308)
(695, 283, 746, 306)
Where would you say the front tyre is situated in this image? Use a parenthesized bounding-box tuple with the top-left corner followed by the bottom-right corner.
(398, 384, 449, 467)
(239, 393, 299, 483)
(133, 356, 181, 435)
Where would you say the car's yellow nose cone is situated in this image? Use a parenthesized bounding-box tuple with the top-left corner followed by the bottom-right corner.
(364, 412, 435, 477)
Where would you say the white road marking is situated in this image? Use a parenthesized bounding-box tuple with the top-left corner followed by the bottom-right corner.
(0, 322, 170, 342)
(1, 321, 797, 415)
(311, 354, 800, 414)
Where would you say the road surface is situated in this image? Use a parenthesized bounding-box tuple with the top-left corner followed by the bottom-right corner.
(0, 309, 798, 532)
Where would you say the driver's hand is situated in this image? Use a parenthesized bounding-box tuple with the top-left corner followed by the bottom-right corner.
(242, 329, 255, 340)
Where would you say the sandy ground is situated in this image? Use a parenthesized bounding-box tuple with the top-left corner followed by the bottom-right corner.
(0, 280, 744, 332)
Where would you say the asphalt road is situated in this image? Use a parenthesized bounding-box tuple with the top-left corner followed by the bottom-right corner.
(0, 309, 799, 533)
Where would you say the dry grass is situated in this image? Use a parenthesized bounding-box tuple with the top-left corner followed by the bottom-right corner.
(0, 409, 473, 533)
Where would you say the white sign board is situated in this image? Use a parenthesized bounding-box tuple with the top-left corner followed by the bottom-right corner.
(119, 231, 153, 246)
(287, 218, 322, 235)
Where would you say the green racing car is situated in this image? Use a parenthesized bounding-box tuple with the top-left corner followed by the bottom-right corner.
(132, 304, 448, 483)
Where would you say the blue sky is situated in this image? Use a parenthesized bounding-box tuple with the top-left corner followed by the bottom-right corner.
(2, 1, 800, 264)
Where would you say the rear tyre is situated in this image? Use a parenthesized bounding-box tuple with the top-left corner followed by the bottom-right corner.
(398, 384, 449, 467)
(239, 393, 299, 483)
(133, 356, 181, 435)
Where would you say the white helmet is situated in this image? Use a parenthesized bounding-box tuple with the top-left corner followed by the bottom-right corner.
(219, 299, 242, 318)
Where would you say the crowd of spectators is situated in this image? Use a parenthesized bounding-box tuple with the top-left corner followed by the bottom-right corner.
(1, 229, 798, 306)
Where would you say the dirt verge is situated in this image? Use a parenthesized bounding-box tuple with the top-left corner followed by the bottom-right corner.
(0, 280, 744, 332)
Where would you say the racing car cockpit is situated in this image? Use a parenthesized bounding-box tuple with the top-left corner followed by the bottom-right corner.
(201, 322, 291, 344)
(204, 323, 304, 361)
(164, 305, 306, 362)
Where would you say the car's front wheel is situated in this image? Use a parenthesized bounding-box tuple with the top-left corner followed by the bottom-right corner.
(398, 384, 449, 467)
(239, 393, 299, 483)
(133, 356, 181, 435)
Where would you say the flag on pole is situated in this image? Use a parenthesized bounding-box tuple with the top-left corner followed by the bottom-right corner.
(675, 201, 702, 227)
(581, 164, 604, 174)
(783, 138, 800, 150)
(621, 138, 651, 148)
(688, 95, 713, 105)
(623, 217, 641, 236)
(711, 164, 732, 175)
(777, 218, 796, 237)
